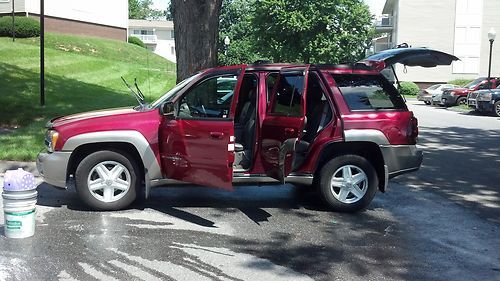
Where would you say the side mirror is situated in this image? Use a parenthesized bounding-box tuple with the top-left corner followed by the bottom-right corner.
(160, 101, 175, 117)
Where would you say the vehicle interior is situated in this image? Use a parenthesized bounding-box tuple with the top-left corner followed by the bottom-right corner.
(292, 72, 333, 170)
(233, 74, 258, 171)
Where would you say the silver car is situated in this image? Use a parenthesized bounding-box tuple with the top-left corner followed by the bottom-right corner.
(430, 84, 458, 106)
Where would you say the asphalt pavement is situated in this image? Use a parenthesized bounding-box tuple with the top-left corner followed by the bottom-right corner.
(0, 100, 499, 281)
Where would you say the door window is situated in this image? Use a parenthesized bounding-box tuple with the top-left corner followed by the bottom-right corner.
(178, 76, 237, 119)
(271, 74, 304, 117)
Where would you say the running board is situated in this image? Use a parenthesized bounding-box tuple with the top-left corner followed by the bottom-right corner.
(150, 173, 314, 188)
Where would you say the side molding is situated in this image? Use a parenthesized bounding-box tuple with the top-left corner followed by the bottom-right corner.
(344, 129, 390, 145)
(63, 131, 162, 198)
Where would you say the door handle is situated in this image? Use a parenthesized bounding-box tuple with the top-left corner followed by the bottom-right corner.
(284, 128, 295, 134)
(210, 132, 224, 139)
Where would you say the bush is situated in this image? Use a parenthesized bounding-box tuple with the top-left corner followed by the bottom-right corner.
(0, 16, 40, 38)
(448, 79, 473, 87)
(398, 81, 420, 96)
(128, 36, 146, 48)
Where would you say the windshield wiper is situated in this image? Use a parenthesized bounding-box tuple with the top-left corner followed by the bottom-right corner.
(121, 77, 146, 109)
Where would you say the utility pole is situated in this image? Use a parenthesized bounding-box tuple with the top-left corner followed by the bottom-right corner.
(12, 0, 15, 42)
(40, 0, 45, 106)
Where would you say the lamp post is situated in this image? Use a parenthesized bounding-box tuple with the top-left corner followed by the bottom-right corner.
(487, 28, 496, 89)
(224, 36, 230, 56)
(12, 0, 15, 42)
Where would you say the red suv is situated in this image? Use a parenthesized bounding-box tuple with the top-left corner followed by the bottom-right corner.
(37, 48, 457, 212)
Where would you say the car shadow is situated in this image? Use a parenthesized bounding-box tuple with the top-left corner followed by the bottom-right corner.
(395, 126, 500, 224)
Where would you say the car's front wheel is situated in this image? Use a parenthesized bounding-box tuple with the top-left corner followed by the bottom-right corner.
(75, 150, 140, 210)
(456, 97, 467, 106)
(494, 100, 500, 117)
(319, 155, 378, 212)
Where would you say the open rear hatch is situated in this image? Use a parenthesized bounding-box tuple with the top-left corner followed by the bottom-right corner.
(362, 47, 459, 71)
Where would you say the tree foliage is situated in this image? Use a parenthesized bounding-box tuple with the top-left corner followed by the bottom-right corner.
(218, 0, 265, 65)
(129, 0, 164, 20)
(219, 0, 374, 65)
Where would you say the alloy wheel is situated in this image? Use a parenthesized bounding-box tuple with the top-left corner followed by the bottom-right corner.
(330, 165, 368, 204)
(87, 161, 131, 203)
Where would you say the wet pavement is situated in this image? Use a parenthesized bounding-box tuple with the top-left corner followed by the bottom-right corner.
(0, 100, 499, 281)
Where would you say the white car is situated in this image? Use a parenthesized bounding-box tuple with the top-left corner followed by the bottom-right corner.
(428, 84, 458, 105)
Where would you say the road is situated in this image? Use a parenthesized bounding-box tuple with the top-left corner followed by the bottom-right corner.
(0, 100, 499, 281)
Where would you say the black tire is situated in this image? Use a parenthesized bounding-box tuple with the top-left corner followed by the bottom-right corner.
(319, 155, 378, 212)
(494, 100, 500, 117)
(75, 150, 140, 211)
(456, 97, 467, 106)
(424, 101, 431, 105)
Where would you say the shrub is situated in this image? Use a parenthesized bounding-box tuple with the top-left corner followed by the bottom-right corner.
(0, 16, 40, 38)
(448, 79, 474, 87)
(399, 81, 420, 96)
(128, 36, 146, 48)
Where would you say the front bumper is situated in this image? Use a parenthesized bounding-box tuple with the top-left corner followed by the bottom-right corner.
(36, 151, 72, 188)
(475, 100, 495, 112)
(441, 95, 457, 106)
(380, 145, 423, 178)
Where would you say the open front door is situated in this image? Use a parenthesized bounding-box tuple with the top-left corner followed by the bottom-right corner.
(159, 66, 246, 190)
(260, 66, 310, 183)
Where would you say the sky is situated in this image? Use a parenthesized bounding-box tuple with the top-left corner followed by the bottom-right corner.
(151, 0, 386, 16)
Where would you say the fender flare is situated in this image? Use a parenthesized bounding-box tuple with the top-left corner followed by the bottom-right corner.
(63, 130, 162, 198)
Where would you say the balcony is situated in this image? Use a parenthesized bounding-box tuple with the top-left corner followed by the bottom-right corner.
(375, 15, 394, 32)
(130, 34, 158, 44)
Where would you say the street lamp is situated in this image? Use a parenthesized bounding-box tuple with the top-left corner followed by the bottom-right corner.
(487, 28, 496, 89)
(224, 36, 230, 56)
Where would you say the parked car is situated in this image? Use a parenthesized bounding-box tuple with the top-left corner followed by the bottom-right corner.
(417, 84, 457, 105)
(37, 47, 457, 212)
(441, 77, 500, 107)
(467, 84, 500, 117)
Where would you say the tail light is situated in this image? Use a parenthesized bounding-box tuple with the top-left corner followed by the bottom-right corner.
(407, 114, 418, 144)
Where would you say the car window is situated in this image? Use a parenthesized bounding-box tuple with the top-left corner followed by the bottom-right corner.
(428, 85, 441, 90)
(477, 82, 491, 90)
(270, 74, 304, 116)
(465, 78, 485, 89)
(332, 74, 406, 111)
(178, 75, 237, 119)
(266, 73, 279, 104)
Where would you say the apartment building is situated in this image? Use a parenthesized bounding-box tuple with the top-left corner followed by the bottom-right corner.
(375, 0, 500, 84)
(128, 19, 176, 63)
(0, 0, 128, 41)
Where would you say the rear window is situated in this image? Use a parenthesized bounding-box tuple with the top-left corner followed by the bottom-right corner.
(332, 74, 406, 111)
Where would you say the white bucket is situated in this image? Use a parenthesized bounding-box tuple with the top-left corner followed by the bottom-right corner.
(2, 190, 37, 239)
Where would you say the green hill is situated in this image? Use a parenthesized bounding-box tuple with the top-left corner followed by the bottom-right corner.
(0, 33, 177, 160)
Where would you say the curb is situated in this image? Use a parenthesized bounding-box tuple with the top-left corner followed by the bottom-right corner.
(0, 161, 38, 176)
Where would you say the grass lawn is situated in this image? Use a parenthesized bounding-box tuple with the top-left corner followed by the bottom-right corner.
(0, 33, 176, 161)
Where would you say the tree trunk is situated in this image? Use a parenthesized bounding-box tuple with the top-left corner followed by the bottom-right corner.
(172, 0, 223, 82)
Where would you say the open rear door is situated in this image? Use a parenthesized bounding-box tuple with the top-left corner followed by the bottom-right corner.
(362, 47, 459, 71)
(260, 66, 310, 183)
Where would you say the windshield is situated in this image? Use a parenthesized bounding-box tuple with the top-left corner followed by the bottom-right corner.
(464, 78, 484, 90)
(150, 73, 202, 108)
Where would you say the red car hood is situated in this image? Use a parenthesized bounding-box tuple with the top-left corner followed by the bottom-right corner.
(449, 88, 469, 93)
(49, 107, 137, 127)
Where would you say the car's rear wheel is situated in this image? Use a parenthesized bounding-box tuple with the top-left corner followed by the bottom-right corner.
(456, 97, 467, 106)
(494, 100, 500, 117)
(319, 155, 378, 212)
(424, 101, 431, 105)
(75, 150, 139, 210)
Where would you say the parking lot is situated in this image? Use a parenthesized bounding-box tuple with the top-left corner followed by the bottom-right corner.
(0, 99, 499, 281)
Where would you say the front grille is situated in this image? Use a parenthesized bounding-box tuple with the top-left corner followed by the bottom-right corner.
(469, 92, 479, 99)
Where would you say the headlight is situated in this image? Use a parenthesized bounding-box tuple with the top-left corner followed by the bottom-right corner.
(45, 130, 59, 152)
(477, 93, 492, 101)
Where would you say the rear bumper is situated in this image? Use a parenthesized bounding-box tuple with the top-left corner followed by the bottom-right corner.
(380, 145, 423, 178)
(36, 151, 71, 188)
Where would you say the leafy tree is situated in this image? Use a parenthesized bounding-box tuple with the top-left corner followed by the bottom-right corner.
(251, 0, 374, 63)
(129, 0, 164, 20)
(218, 0, 266, 65)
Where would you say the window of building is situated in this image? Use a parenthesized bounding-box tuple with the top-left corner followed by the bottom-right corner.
(170, 30, 175, 39)
(171, 46, 175, 55)
(452, 0, 483, 74)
